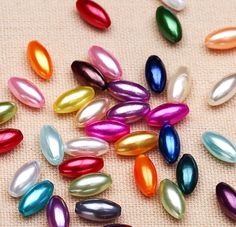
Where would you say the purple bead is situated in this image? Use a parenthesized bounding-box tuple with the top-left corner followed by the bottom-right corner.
(85, 120, 130, 143)
(47, 195, 70, 227)
(216, 182, 236, 221)
(107, 80, 150, 102)
(106, 101, 150, 124)
(146, 103, 189, 127)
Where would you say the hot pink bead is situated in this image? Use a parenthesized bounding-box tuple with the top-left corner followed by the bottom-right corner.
(146, 103, 189, 127)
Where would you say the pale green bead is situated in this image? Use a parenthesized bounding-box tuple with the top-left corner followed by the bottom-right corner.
(0, 102, 17, 124)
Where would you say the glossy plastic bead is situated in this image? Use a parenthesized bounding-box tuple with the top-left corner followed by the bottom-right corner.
(69, 172, 112, 197)
(40, 125, 64, 166)
(176, 154, 198, 195)
(114, 131, 158, 156)
(134, 155, 158, 197)
(64, 137, 109, 157)
(75, 199, 121, 222)
(202, 131, 236, 163)
(161, 0, 186, 11)
(85, 120, 130, 143)
(71, 61, 107, 90)
(9, 160, 40, 197)
(107, 80, 150, 102)
(88, 45, 122, 81)
(8, 77, 45, 108)
(208, 74, 236, 106)
(0, 101, 17, 124)
(47, 196, 70, 227)
(76, 0, 111, 29)
(27, 40, 53, 80)
(146, 103, 189, 127)
(145, 55, 166, 93)
(160, 179, 185, 220)
(18, 180, 54, 217)
(156, 6, 182, 43)
(0, 128, 23, 154)
(59, 157, 104, 178)
(106, 101, 150, 124)
(53, 86, 95, 113)
(75, 98, 110, 127)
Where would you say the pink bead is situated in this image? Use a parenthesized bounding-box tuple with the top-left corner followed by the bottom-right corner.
(88, 45, 122, 81)
(85, 120, 130, 143)
(146, 103, 189, 127)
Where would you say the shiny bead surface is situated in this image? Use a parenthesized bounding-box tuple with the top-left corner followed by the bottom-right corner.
(69, 172, 112, 197)
(161, 0, 186, 11)
(53, 86, 95, 113)
(59, 156, 104, 178)
(114, 131, 158, 156)
(160, 179, 185, 220)
(18, 180, 54, 217)
(27, 40, 53, 80)
(156, 6, 182, 43)
(202, 131, 236, 163)
(0, 101, 17, 124)
(75, 199, 121, 222)
(134, 155, 158, 197)
(9, 160, 40, 197)
(8, 77, 45, 108)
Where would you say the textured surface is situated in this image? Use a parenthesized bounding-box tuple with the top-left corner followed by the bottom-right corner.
(0, 0, 236, 226)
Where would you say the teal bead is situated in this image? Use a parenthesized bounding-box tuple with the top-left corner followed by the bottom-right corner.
(156, 6, 182, 43)
(18, 180, 54, 217)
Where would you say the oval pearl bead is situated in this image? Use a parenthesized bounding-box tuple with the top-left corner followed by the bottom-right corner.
(69, 172, 112, 197)
(76, 0, 111, 29)
(53, 86, 95, 113)
(205, 27, 236, 50)
(167, 66, 191, 103)
(40, 125, 64, 166)
(156, 6, 182, 43)
(9, 160, 40, 197)
(107, 80, 150, 102)
(134, 155, 158, 197)
(85, 120, 130, 143)
(18, 180, 54, 217)
(0, 101, 17, 124)
(0, 128, 23, 154)
(161, 0, 186, 11)
(47, 196, 70, 227)
(160, 179, 186, 220)
(104, 225, 132, 227)
(216, 182, 236, 221)
(27, 40, 53, 80)
(88, 45, 122, 81)
(176, 154, 198, 195)
(75, 199, 121, 222)
(71, 61, 107, 90)
(208, 74, 236, 106)
(64, 137, 109, 157)
(114, 131, 158, 156)
(201, 131, 236, 163)
(59, 157, 104, 178)
(159, 124, 180, 164)
(75, 98, 110, 128)
(145, 55, 166, 93)
(8, 77, 45, 108)
(106, 101, 150, 124)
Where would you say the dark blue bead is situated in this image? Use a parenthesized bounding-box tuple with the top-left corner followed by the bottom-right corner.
(159, 124, 180, 164)
(145, 55, 167, 93)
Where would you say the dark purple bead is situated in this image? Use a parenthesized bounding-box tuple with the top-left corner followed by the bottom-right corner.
(104, 225, 132, 227)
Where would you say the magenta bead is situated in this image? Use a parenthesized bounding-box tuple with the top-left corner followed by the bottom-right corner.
(146, 103, 189, 127)
(85, 120, 130, 143)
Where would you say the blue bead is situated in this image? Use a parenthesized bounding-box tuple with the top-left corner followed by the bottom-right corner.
(159, 124, 180, 164)
(145, 55, 167, 93)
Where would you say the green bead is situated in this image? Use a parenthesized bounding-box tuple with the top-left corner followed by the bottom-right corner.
(156, 6, 182, 43)
(0, 102, 17, 124)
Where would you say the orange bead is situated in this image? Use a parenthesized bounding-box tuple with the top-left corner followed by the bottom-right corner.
(134, 154, 158, 197)
(27, 40, 53, 80)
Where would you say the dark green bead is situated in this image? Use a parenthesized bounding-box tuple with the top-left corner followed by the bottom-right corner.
(156, 6, 182, 43)
(176, 154, 198, 195)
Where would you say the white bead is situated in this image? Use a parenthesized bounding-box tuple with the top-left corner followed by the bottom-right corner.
(161, 0, 186, 11)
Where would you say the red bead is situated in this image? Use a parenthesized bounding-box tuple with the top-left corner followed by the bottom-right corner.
(0, 128, 23, 154)
(58, 156, 104, 178)
(76, 0, 111, 29)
